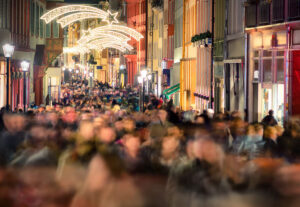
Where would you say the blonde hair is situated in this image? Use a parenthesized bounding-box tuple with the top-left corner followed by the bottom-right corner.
(264, 126, 277, 138)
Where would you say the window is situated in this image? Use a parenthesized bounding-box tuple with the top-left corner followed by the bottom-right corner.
(276, 58, 284, 82)
(0, 0, 8, 29)
(30, 0, 34, 35)
(46, 22, 51, 38)
(255, 49, 285, 84)
(40, 7, 44, 37)
(35, 3, 39, 36)
(263, 59, 272, 82)
(6, 0, 10, 29)
(276, 51, 285, 83)
(53, 21, 59, 38)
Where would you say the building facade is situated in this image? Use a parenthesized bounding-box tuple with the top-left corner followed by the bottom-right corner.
(0, 0, 46, 110)
(245, 0, 300, 124)
(213, 0, 225, 113)
(170, 0, 183, 106)
(125, 0, 147, 86)
(180, 0, 197, 110)
(194, 0, 213, 111)
(224, 0, 246, 117)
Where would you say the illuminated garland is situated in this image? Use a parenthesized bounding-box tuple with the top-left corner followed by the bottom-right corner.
(87, 25, 143, 41)
(78, 31, 130, 44)
(57, 12, 105, 28)
(41, 5, 144, 53)
(88, 41, 133, 51)
(63, 46, 90, 54)
(41, 5, 108, 24)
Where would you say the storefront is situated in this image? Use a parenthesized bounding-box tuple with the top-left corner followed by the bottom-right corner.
(44, 67, 62, 105)
(248, 30, 286, 124)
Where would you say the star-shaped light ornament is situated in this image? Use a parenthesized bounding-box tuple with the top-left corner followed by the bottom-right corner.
(103, 10, 119, 25)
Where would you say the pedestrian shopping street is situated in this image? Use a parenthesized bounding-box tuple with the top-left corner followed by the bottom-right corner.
(1, 0, 300, 207)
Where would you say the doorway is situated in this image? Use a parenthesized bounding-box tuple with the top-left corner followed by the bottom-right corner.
(224, 63, 244, 113)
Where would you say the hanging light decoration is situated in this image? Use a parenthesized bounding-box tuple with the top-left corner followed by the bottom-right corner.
(78, 31, 130, 44)
(83, 25, 143, 41)
(102, 10, 119, 25)
(57, 12, 105, 28)
(63, 46, 90, 54)
(41, 5, 144, 53)
(41, 5, 108, 24)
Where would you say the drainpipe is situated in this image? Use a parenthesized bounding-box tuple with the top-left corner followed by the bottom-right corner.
(244, 33, 249, 122)
(210, 0, 215, 109)
(151, 8, 154, 94)
(145, 0, 148, 68)
(224, 0, 229, 111)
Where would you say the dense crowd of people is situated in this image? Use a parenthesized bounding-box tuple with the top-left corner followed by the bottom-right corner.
(0, 80, 300, 207)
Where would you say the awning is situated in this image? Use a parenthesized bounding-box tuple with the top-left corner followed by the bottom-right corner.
(163, 83, 180, 98)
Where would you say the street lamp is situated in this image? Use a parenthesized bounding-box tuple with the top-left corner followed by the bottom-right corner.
(2, 44, 15, 111)
(21, 61, 29, 112)
(138, 76, 143, 84)
(141, 70, 147, 79)
(138, 70, 151, 112)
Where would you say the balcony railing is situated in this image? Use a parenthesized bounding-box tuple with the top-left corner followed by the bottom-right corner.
(272, 0, 285, 23)
(245, 0, 300, 28)
(289, 0, 300, 21)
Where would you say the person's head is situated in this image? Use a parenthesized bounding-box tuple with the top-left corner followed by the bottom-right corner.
(193, 138, 224, 167)
(230, 118, 246, 137)
(246, 125, 256, 136)
(84, 152, 125, 191)
(269, 110, 274, 116)
(78, 121, 94, 142)
(195, 115, 205, 124)
(158, 110, 168, 123)
(254, 124, 264, 137)
(264, 126, 278, 141)
(161, 135, 180, 155)
(3, 113, 26, 133)
(97, 127, 116, 144)
(123, 119, 135, 132)
(123, 133, 141, 155)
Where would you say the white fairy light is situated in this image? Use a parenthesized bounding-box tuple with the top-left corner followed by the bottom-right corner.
(86, 25, 144, 41)
(57, 12, 106, 28)
(87, 38, 129, 49)
(102, 45, 126, 52)
(63, 46, 90, 54)
(78, 31, 130, 44)
(41, 5, 108, 24)
(88, 43, 127, 52)
(87, 40, 133, 51)
(102, 10, 119, 25)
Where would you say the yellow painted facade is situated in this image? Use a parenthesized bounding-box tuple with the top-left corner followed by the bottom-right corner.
(147, 3, 164, 96)
(180, 0, 197, 110)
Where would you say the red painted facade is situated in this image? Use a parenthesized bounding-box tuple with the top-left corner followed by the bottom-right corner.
(125, 0, 147, 86)
(10, 0, 31, 110)
(292, 50, 300, 115)
(167, 0, 174, 69)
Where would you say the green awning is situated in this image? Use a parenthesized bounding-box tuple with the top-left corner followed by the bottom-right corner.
(163, 83, 180, 98)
